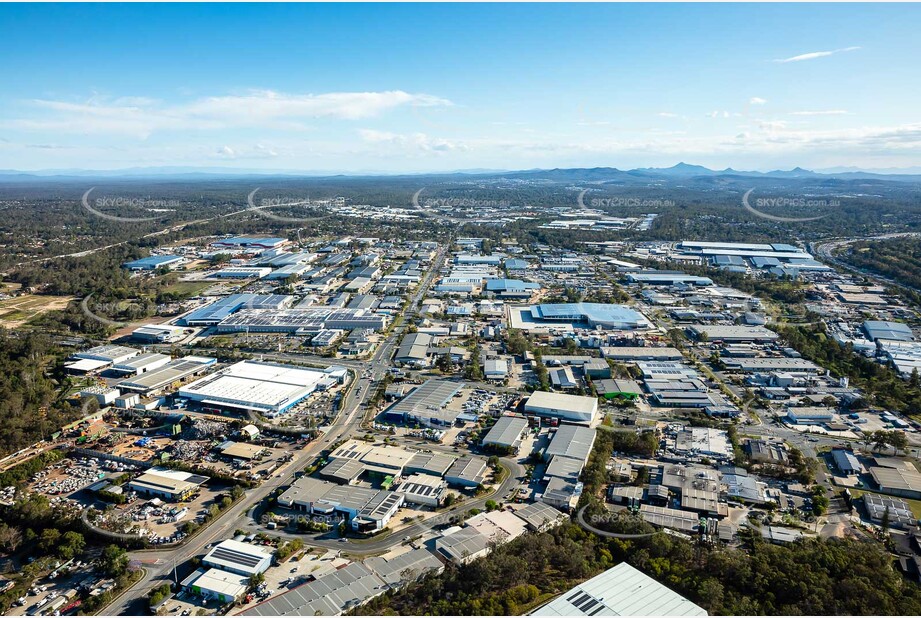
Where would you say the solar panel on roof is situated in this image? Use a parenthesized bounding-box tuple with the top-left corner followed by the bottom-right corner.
(208, 547, 263, 568)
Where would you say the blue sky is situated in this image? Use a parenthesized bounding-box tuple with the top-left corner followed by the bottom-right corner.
(1, 3, 920, 172)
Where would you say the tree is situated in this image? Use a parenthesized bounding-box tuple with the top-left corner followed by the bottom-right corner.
(57, 531, 85, 560)
(100, 544, 130, 577)
(248, 572, 265, 591)
(38, 528, 61, 553)
(435, 353, 454, 373)
(0, 523, 22, 553)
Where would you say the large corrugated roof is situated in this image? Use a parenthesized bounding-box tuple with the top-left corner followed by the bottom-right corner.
(531, 562, 707, 616)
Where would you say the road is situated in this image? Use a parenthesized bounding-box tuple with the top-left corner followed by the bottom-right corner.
(812, 232, 921, 295)
(104, 238, 452, 614)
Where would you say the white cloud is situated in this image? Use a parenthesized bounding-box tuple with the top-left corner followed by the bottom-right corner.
(657, 112, 679, 118)
(749, 97, 768, 105)
(358, 129, 467, 154)
(790, 110, 850, 116)
(217, 145, 235, 157)
(775, 46, 861, 63)
(6, 90, 453, 137)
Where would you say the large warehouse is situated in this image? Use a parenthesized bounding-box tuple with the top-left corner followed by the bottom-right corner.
(530, 562, 707, 616)
(177, 360, 333, 416)
(127, 467, 209, 501)
(524, 391, 599, 424)
(527, 303, 652, 330)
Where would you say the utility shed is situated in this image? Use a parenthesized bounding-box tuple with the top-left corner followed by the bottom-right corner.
(530, 562, 707, 616)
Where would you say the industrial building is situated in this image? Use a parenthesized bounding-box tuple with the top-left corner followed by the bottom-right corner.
(530, 562, 707, 616)
(674, 427, 732, 459)
(863, 320, 914, 343)
(67, 344, 139, 373)
(211, 266, 272, 279)
(182, 568, 249, 604)
(177, 360, 333, 416)
(594, 379, 642, 401)
(526, 303, 652, 330)
(721, 357, 822, 373)
(393, 332, 433, 367)
(543, 425, 597, 465)
(862, 494, 916, 529)
(240, 561, 385, 616)
(381, 379, 465, 427)
(601, 346, 683, 361)
(116, 355, 216, 395)
(212, 236, 288, 250)
(202, 539, 274, 576)
(122, 254, 185, 271)
(687, 325, 779, 343)
(434, 526, 492, 565)
(131, 323, 187, 343)
(481, 415, 529, 452)
(484, 358, 509, 380)
(396, 473, 448, 507)
(786, 407, 836, 425)
(831, 449, 862, 475)
(275, 476, 404, 531)
(110, 352, 171, 376)
(127, 467, 209, 501)
(524, 391, 599, 424)
(513, 502, 569, 532)
(214, 307, 388, 334)
(870, 464, 921, 500)
(444, 456, 489, 488)
(625, 271, 714, 286)
(179, 294, 261, 326)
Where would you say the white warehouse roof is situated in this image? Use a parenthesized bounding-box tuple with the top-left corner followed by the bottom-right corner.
(178, 360, 328, 414)
(531, 562, 707, 616)
(525, 391, 599, 424)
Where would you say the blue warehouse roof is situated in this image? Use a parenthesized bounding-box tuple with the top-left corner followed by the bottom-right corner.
(485, 278, 540, 292)
(863, 320, 913, 342)
(531, 303, 648, 329)
(123, 255, 183, 269)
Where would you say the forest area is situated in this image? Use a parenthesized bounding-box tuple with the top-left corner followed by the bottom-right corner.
(356, 521, 921, 616)
(0, 330, 84, 455)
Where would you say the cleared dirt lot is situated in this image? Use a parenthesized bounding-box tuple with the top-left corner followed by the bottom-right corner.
(0, 293, 74, 327)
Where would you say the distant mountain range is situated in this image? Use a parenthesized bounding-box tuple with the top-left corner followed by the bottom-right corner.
(2, 162, 921, 183)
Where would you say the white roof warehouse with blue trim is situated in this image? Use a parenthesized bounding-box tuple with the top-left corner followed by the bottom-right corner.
(510, 302, 652, 332)
(177, 360, 343, 416)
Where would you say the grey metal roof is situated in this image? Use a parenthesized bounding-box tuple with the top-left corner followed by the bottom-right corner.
(241, 562, 385, 616)
(364, 549, 444, 587)
(544, 425, 597, 464)
(513, 502, 567, 531)
(481, 415, 529, 448)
